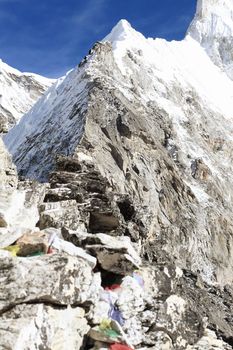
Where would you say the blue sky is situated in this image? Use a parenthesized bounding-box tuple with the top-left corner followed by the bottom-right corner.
(0, 0, 197, 78)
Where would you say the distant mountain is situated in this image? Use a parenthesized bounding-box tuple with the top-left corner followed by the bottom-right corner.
(0, 59, 54, 132)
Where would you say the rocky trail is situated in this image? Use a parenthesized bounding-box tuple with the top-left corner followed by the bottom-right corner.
(1, 132, 233, 349)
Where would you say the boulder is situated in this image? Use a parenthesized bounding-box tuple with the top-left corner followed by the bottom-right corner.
(52, 235, 97, 268)
(86, 234, 141, 274)
(0, 250, 101, 312)
(16, 230, 49, 256)
(0, 303, 89, 350)
(38, 200, 84, 230)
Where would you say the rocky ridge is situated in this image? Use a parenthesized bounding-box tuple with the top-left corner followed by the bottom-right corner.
(1, 0, 233, 349)
(1, 146, 233, 350)
(5, 17, 233, 285)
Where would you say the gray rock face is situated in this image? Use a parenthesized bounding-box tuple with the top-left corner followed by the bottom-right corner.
(31, 62, 233, 288)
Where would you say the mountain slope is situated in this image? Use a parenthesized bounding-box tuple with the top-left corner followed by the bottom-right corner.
(0, 59, 54, 132)
(5, 19, 233, 183)
(4, 5, 233, 284)
(3, 1, 233, 347)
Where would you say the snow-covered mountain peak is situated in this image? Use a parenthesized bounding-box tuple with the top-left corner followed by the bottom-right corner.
(187, 0, 233, 79)
(104, 19, 144, 44)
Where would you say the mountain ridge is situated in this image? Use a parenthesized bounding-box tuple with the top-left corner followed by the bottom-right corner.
(0, 58, 55, 133)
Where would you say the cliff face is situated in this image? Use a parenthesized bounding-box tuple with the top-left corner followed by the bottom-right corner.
(1, 1, 233, 349)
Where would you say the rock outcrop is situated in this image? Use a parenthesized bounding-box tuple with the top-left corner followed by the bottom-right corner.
(0, 250, 100, 312)
(0, 304, 89, 350)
